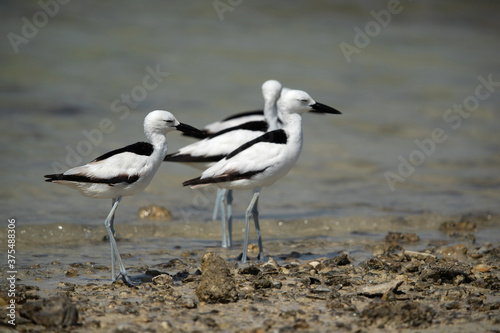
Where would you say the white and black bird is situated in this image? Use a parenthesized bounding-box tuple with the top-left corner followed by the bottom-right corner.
(182, 90, 341, 263)
(44, 110, 203, 286)
(182, 85, 291, 139)
(164, 80, 284, 248)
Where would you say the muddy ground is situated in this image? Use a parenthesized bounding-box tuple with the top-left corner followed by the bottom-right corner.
(1, 213, 499, 332)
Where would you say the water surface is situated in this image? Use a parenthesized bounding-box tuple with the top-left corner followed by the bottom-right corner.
(0, 1, 498, 241)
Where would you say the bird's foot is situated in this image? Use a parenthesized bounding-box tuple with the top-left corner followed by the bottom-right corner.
(114, 272, 141, 287)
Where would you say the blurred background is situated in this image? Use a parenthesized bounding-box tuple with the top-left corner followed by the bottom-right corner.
(1, 0, 499, 228)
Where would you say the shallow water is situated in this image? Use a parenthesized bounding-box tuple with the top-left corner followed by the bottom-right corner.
(0, 1, 499, 252)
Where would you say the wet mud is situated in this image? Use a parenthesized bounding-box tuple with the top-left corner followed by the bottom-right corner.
(1, 213, 499, 332)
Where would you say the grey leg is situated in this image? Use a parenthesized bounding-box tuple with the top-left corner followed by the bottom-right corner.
(217, 189, 229, 248)
(227, 189, 233, 248)
(212, 188, 224, 220)
(241, 188, 262, 264)
(108, 198, 118, 280)
(104, 196, 138, 286)
(251, 194, 264, 261)
(213, 188, 230, 248)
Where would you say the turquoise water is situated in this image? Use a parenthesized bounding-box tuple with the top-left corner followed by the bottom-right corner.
(0, 1, 499, 230)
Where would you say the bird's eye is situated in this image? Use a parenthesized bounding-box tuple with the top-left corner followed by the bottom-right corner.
(165, 119, 174, 123)
(299, 99, 308, 103)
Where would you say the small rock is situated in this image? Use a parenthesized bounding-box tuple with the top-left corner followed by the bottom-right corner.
(361, 256, 401, 273)
(419, 259, 473, 285)
(477, 243, 493, 255)
(239, 266, 261, 275)
(308, 260, 321, 268)
(441, 244, 468, 259)
(324, 274, 351, 287)
(152, 274, 173, 287)
(157, 258, 188, 270)
(359, 279, 404, 297)
(65, 268, 78, 278)
(195, 252, 238, 303)
(439, 220, 477, 233)
(474, 264, 491, 273)
(385, 232, 420, 243)
(138, 205, 172, 221)
(247, 243, 260, 255)
(301, 276, 321, 287)
(20, 296, 78, 327)
(323, 254, 353, 267)
(372, 245, 385, 256)
(404, 250, 436, 260)
(360, 301, 435, 328)
(310, 285, 331, 294)
(294, 318, 310, 329)
(263, 257, 280, 269)
(254, 278, 273, 289)
(176, 295, 198, 309)
(443, 301, 461, 310)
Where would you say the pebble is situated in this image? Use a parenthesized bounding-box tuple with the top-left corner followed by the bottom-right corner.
(152, 274, 173, 287)
(65, 268, 79, 277)
(385, 232, 420, 243)
(358, 279, 404, 297)
(195, 252, 238, 303)
(239, 266, 261, 276)
(441, 244, 468, 259)
(404, 250, 437, 260)
(474, 264, 491, 273)
(309, 285, 331, 294)
(323, 254, 353, 267)
(20, 296, 78, 328)
(439, 220, 477, 233)
(138, 205, 172, 221)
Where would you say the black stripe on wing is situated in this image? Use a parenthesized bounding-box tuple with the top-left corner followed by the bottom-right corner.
(208, 120, 269, 139)
(226, 129, 287, 160)
(182, 111, 265, 139)
(44, 173, 140, 186)
(221, 110, 264, 121)
(92, 142, 154, 162)
(182, 130, 209, 139)
(164, 153, 226, 163)
(182, 168, 267, 187)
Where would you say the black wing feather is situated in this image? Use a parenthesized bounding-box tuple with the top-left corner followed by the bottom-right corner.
(92, 142, 154, 162)
(164, 153, 225, 163)
(226, 129, 287, 160)
(182, 169, 267, 187)
(44, 173, 139, 185)
(208, 120, 268, 139)
(221, 110, 264, 121)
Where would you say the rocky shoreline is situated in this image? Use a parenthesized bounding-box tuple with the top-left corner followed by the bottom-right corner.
(1, 216, 499, 332)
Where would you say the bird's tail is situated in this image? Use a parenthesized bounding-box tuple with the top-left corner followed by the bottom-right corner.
(44, 174, 64, 182)
(182, 176, 211, 189)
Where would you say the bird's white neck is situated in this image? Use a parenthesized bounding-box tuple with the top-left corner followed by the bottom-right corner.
(264, 98, 279, 131)
(280, 112, 303, 144)
(281, 112, 302, 130)
(148, 132, 169, 159)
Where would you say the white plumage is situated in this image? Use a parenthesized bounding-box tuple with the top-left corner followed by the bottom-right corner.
(45, 110, 203, 285)
(184, 90, 341, 263)
(165, 80, 284, 248)
(165, 80, 283, 169)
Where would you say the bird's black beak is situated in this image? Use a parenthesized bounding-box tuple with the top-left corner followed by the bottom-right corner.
(310, 102, 342, 114)
(176, 123, 205, 136)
